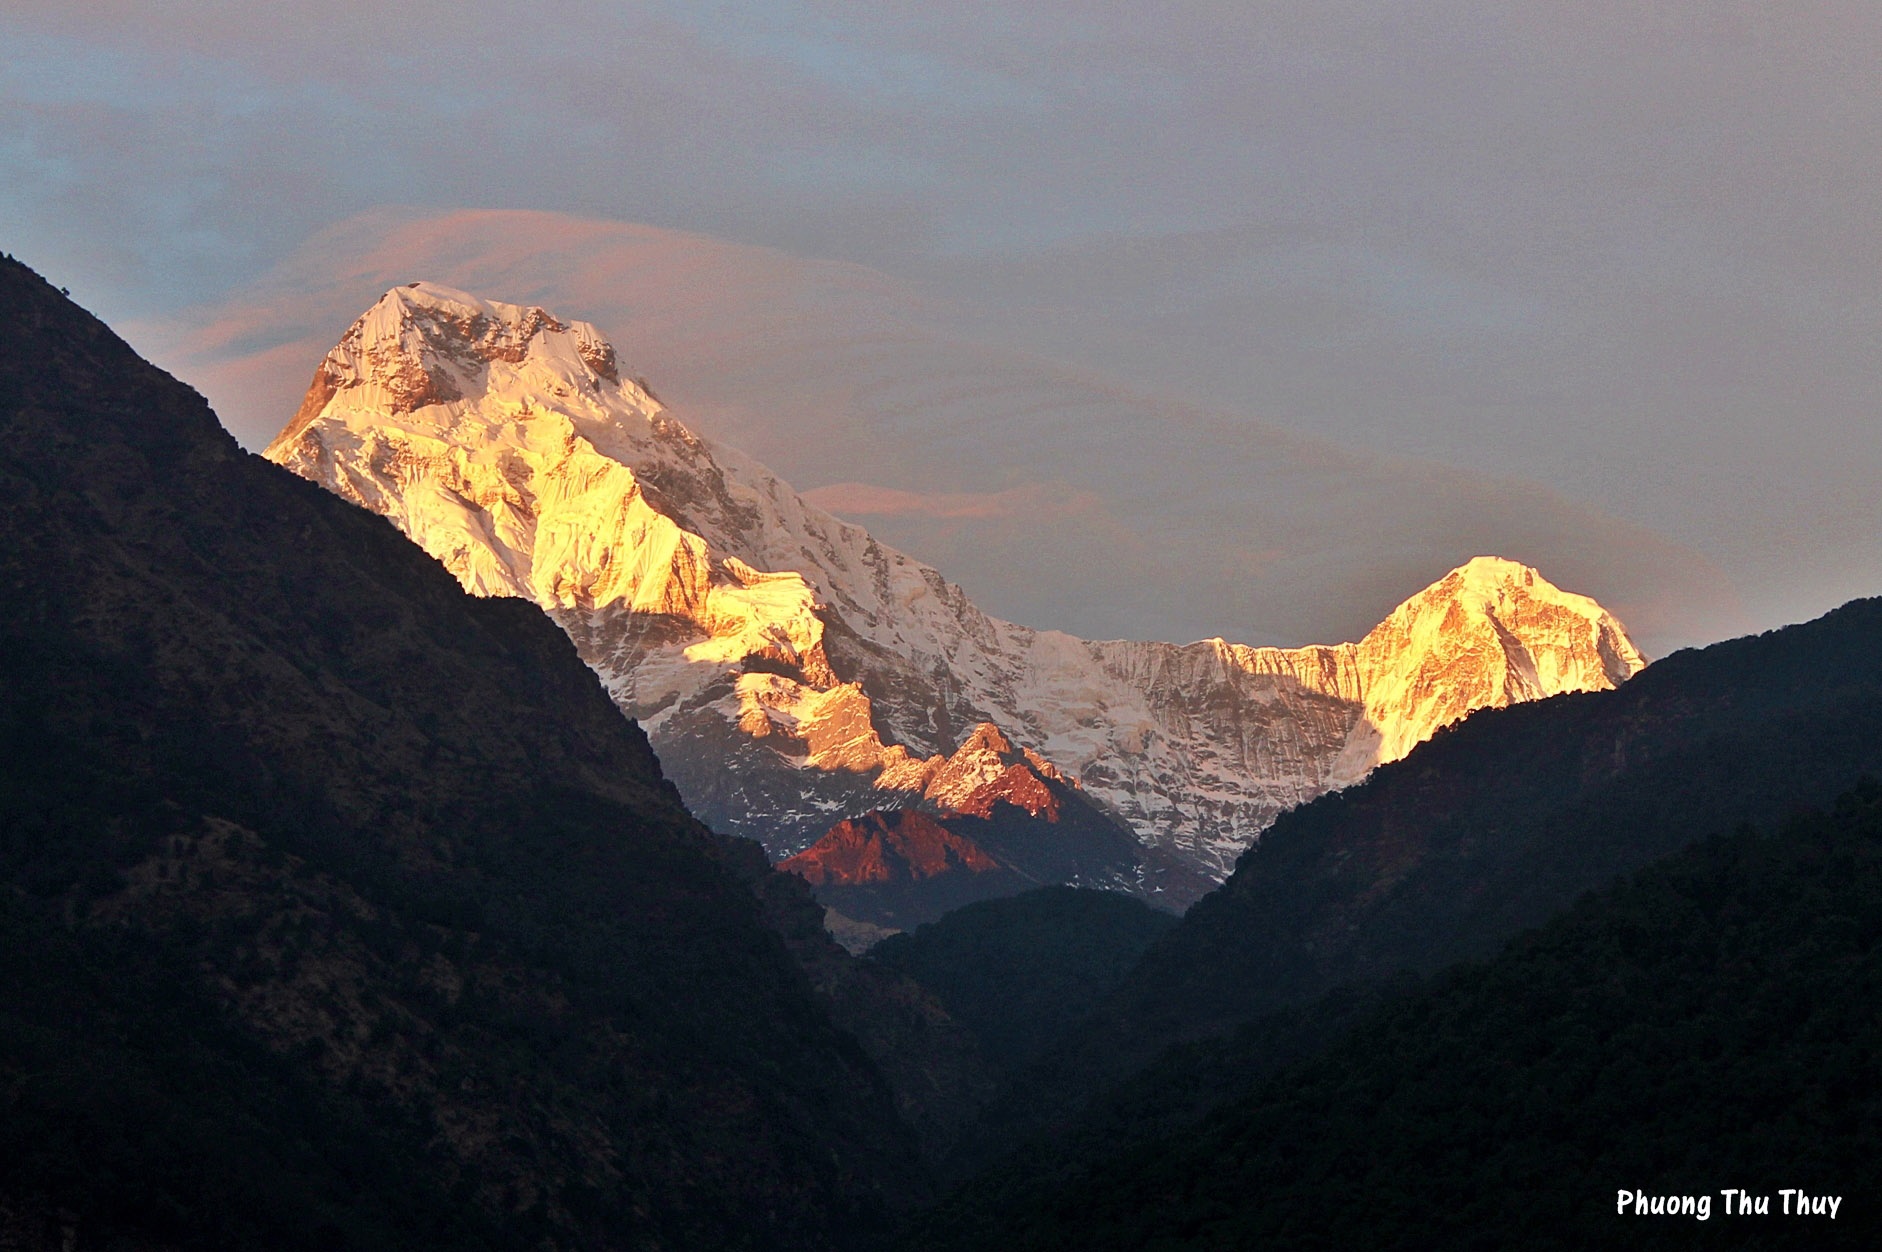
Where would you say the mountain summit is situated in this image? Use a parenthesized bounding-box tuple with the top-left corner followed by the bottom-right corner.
(267, 283, 1645, 893)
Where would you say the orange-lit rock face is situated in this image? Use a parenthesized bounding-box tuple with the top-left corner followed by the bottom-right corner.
(267, 284, 1647, 890)
(780, 811, 1004, 887)
(954, 765, 1062, 822)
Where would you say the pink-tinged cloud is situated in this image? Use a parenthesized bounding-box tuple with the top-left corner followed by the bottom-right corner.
(141, 208, 1743, 655)
(6, 1, 1881, 654)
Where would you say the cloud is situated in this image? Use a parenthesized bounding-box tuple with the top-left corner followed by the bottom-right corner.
(10, 4, 1877, 649)
(139, 208, 1739, 656)
(801, 482, 1087, 522)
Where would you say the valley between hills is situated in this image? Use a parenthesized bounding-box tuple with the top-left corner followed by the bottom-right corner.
(4, 256, 1879, 1249)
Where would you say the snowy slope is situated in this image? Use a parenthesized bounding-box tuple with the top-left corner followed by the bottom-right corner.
(267, 284, 1646, 890)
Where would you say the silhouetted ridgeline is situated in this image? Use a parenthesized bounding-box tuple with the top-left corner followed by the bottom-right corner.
(934, 586, 1882, 1209)
(0, 255, 939, 1250)
(906, 787, 1882, 1249)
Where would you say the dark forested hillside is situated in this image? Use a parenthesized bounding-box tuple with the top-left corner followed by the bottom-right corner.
(869, 887, 1177, 1076)
(0, 255, 930, 1250)
(1087, 594, 1882, 1074)
(934, 589, 1882, 1194)
(913, 787, 1882, 1250)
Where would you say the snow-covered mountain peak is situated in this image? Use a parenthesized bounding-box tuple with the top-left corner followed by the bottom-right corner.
(266, 285, 1649, 893)
(1403, 556, 1634, 642)
(1343, 556, 1646, 764)
(336, 280, 616, 392)
(922, 722, 1072, 813)
(269, 282, 646, 456)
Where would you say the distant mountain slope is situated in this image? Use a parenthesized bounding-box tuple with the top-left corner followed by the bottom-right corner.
(869, 888, 1179, 1078)
(780, 725, 1211, 929)
(265, 282, 1644, 889)
(781, 809, 1027, 930)
(908, 790, 1882, 1250)
(0, 255, 934, 1249)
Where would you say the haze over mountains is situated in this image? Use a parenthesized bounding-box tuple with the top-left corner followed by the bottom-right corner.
(263, 281, 1645, 908)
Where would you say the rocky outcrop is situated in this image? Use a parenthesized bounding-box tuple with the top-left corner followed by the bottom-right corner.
(267, 284, 1647, 895)
(779, 810, 1019, 931)
(777, 724, 1214, 928)
(785, 811, 1010, 889)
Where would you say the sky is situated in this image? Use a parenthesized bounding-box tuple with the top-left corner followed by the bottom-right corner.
(4, 3, 1878, 656)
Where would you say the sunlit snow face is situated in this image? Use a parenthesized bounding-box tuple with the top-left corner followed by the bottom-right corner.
(265, 284, 1645, 886)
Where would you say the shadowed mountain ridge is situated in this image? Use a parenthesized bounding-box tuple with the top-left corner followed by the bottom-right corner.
(0, 254, 942, 1250)
(907, 788, 1882, 1250)
(949, 591, 1882, 1177)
